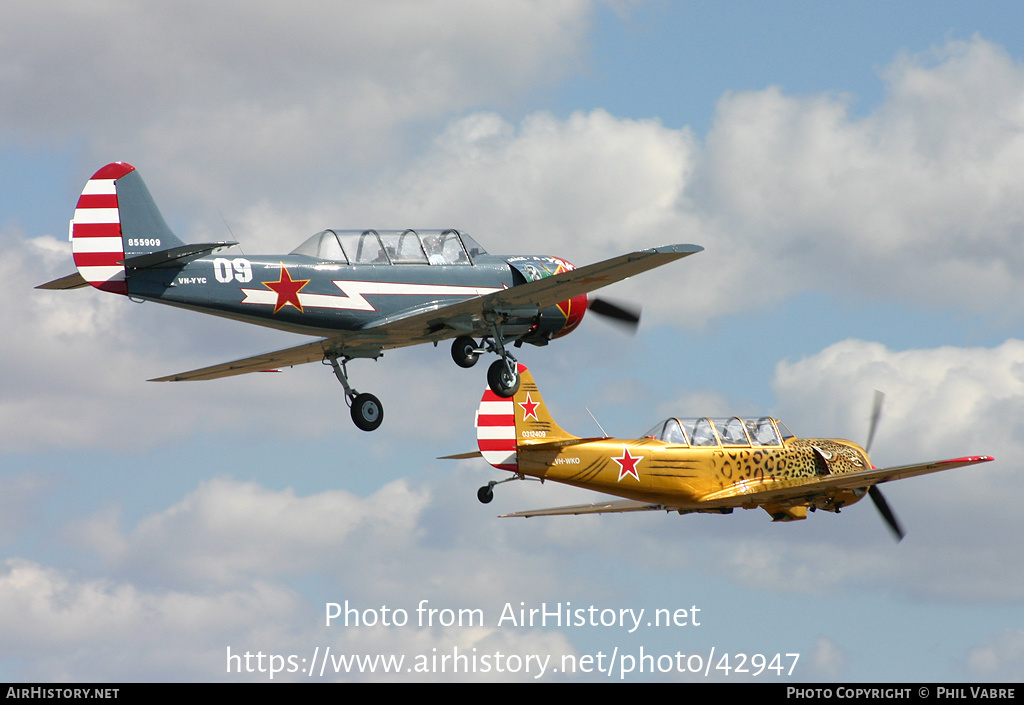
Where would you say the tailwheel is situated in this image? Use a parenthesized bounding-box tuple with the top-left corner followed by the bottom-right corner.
(477, 483, 495, 504)
(487, 359, 520, 398)
(451, 336, 480, 368)
(351, 392, 383, 432)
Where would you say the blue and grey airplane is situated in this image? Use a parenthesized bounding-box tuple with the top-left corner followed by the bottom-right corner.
(38, 162, 702, 430)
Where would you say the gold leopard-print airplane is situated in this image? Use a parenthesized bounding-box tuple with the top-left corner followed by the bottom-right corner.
(442, 366, 992, 541)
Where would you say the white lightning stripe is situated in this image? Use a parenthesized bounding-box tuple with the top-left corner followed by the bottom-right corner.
(73, 208, 120, 224)
(240, 280, 502, 311)
(238, 289, 375, 310)
(478, 401, 514, 415)
(80, 179, 117, 195)
(372, 282, 501, 297)
(72, 237, 124, 253)
(77, 266, 125, 281)
(477, 426, 516, 440)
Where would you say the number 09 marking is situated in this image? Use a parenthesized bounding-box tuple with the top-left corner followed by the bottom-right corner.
(213, 258, 253, 284)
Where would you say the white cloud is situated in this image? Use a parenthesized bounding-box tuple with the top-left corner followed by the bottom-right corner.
(811, 637, 845, 679)
(6, 6, 1024, 683)
(697, 38, 1024, 317)
(968, 629, 1024, 681)
(773, 338, 1024, 464)
(760, 337, 1024, 600)
(1, 475, 588, 681)
(13, 35, 1024, 455)
(0, 1, 593, 212)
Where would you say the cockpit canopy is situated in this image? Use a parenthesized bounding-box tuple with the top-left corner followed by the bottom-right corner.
(290, 229, 487, 265)
(641, 417, 795, 447)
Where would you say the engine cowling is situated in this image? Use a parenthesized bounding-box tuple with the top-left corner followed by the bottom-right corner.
(506, 255, 587, 345)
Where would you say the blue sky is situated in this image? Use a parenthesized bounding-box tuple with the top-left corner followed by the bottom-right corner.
(3, 0, 1024, 682)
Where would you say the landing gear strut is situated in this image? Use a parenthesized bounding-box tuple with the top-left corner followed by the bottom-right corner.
(326, 354, 384, 432)
(477, 474, 537, 504)
(450, 328, 521, 398)
(483, 320, 521, 397)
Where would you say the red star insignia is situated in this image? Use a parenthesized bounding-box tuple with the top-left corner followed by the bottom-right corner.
(613, 446, 642, 482)
(263, 267, 310, 314)
(519, 393, 540, 420)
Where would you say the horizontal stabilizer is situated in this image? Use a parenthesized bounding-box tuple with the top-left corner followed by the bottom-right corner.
(517, 436, 608, 452)
(121, 241, 238, 269)
(438, 450, 483, 460)
(36, 272, 90, 290)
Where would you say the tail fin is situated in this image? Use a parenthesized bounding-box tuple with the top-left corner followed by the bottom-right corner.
(475, 365, 578, 471)
(70, 162, 184, 294)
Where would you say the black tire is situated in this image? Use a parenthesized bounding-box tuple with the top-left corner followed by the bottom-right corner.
(351, 392, 384, 432)
(477, 486, 494, 504)
(487, 359, 520, 397)
(451, 336, 479, 368)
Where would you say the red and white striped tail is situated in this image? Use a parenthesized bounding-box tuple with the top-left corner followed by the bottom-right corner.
(476, 388, 518, 472)
(71, 162, 135, 295)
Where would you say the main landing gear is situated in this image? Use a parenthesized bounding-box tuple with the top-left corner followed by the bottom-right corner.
(450, 332, 521, 398)
(326, 354, 383, 432)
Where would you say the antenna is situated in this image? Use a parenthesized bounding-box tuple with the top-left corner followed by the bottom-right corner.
(586, 407, 609, 437)
(219, 210, 245, 254)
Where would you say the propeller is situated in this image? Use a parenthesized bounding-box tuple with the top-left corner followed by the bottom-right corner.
(863, 390, 905, 542)
(588, 297, 642, 333)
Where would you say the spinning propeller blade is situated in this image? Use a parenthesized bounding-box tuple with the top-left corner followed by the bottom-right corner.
(588, 297, 641, 333)
(865, 389, 884, 455)
(868, 485, 905, 542)
(863, 390, 904, 542)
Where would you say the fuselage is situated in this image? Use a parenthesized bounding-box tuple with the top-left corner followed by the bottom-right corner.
(125, 249, 586, 343)
(516, 430, 872, 514)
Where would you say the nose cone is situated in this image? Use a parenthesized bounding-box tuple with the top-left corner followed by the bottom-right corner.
(554, 291, 588, 338)
(546, 256, 586, 339)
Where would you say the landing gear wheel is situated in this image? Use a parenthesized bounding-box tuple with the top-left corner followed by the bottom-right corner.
(351, 392, 384, 432)
(487, 359, 520, 398)
(451, 336, 479, 368)
(477, 485, 494, 504)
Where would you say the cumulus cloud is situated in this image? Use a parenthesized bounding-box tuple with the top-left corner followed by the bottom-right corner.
(8, 10, 1024, 329)
(731, 337, 1024, 601)
(315, 36, 1024, 326)
(0, 0, 592, 212)
(968, 629, 1024, 681)
(14, 36, 1024, 452)
(3, 475, 590, 681)
(5, 8, 1024, 682)
(773, 338, 1024, 465)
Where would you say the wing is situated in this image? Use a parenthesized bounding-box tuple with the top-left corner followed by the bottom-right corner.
(151, 243, 702, 382)
(485, 244, 703, 312)
(694, 455, 995, 509)
(356, 243, 703, 341)
(500, 499, 666, 518)
(499, 456, 994, 518)
(149, 338, 335, 381)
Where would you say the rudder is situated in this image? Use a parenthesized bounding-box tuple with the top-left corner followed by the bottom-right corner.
(475, 365, 578, 471)
(71, 163, 184, 294)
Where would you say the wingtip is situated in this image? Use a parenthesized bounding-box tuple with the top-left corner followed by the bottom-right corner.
(941, 455, 995, 464)
(653, 243, 703, 255)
